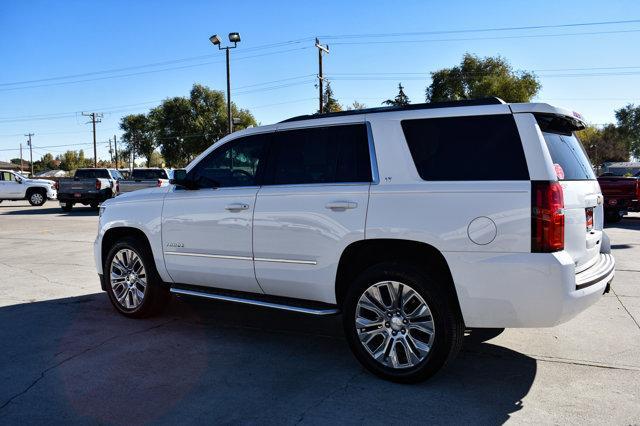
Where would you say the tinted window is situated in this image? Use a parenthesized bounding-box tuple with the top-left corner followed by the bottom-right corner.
(189, 135, 267, 188)
(401, 115, 529, 181)
(110, 170, 124, 180)
(74, 169, 110, 179)
(266, 124, 371, 185)
(131, 169, 167, 180)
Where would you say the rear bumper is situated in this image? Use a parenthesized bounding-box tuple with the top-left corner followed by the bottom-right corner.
(58, 191, 110, 204)
(444, 249, 615, 328)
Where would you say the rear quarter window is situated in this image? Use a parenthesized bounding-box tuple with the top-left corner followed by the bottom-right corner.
(401, 114, 529, 181)
(74, 169, 110, 179)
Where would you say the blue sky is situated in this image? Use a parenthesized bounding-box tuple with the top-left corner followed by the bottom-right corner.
(1, 0, 640, 162)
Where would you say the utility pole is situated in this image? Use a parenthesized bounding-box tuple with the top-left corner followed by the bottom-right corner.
(24, 133, 34, 176)
(113, 135, 118, 169)
(315, 38, 329, 114)
(108, 138, 113, 164)
(19, 143, 24, 173)
(82, 112, 103, 168)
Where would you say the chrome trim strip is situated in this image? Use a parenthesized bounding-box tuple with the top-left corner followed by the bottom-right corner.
(164, 252, 252, 261)
(170, 287, 339, 315)
(254, 257, 317, 265)
(164, 252, 317, 265)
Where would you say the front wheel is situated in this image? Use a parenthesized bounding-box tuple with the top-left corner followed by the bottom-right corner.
(28, 190, 46, 206)
(104, 236, 169, 318)
(343, 263, 464, 383)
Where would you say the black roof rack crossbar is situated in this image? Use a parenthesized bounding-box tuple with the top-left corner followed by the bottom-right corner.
(279, 97, 505, 123)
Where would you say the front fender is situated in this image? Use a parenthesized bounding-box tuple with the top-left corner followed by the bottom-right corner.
(95, 189, 171, 282)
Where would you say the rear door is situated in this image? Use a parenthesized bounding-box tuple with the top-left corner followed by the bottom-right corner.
(252, 122, 373, 303)
(537, 115, 602, 271)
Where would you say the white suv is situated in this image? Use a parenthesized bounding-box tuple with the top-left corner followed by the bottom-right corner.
(95, 98, 615, 382)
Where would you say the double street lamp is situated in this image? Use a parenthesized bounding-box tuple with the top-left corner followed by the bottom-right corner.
(210, 32, 241, 135)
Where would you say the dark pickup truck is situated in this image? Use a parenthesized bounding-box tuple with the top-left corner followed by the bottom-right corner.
(597, 175, 640, 222)
(55, 168, 123, 211)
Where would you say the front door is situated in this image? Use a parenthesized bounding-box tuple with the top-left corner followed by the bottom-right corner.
(162, 133, 270, 293)
(253, 122, 373, 304)
(0, 172, 22, 198)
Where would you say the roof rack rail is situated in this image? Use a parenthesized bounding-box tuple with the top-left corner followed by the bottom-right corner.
(280, 97, 505, 123)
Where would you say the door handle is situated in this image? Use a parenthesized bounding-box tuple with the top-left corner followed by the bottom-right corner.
(225, 203, 250, 211)
(325, 201, 358, 211)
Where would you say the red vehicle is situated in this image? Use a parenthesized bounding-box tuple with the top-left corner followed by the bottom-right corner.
(597, 175, 640, 222)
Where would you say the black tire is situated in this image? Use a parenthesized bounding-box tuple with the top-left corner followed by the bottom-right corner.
(60, 202, 73, 212)
(343, 262, 464, 383)
(90, 202, 99, 210)
(27, 189, 47, 206)
(605, 210, 623, 223)
(104, 236, 170, 318)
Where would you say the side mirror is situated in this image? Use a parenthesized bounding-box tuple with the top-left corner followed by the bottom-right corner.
(170, 169, 197, 189)
(15, 176, 22, 183)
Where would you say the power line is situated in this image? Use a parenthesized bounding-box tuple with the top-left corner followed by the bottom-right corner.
(318, 18, 640, 39)
(328, 28, 640, 46)
(0, 47, 311, 92)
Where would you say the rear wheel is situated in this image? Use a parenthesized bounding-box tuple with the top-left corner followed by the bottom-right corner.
(343, 263, 464, 383)
(605, 210, 623, 223)
(90, 202, 99, 210)
(28, 189, 46, 206)
(60, 202, 73, 212)
(104, 236, 169, 318)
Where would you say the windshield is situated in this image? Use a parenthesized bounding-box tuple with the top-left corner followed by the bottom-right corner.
(131, 169, 167, 180)
(74, 169, 110, 179)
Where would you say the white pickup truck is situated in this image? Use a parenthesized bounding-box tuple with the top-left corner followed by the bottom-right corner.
(117, 168, 172, 195)
(0, 169, 57, 206)
(95, 98, 615, 383)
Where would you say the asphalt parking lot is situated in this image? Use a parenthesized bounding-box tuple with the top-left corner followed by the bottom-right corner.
(0, 201, 639, 424)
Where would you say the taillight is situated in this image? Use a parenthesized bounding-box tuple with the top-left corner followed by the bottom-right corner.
(586, 208, 594, 232)
(532, 181, 565, 252)
(54, 181, 59, 191)
(95, 179, 101, 190)
(116, 181, 120, 193)
(157, 179, 162, 187)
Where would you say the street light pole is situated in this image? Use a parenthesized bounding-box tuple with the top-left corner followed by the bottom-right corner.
(226, 47, 232, 134)
(210, 32, 241, 135)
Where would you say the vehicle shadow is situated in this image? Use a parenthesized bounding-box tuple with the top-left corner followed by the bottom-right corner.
(0, 206, 98, 216)
(0, 293, 536, 424)
(605, 216, 640, 230)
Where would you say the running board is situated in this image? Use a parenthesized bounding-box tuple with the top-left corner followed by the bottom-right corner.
(170, 285, 340, 316)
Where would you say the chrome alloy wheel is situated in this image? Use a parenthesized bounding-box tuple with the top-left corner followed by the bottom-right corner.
(30, 192, 44, 205)
(110, 248, 147, 310)
(356, 281, 435, 369)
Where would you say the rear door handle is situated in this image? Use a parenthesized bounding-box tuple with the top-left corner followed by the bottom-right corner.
(225, 203, 250, 211)
(325, 201, 358, 211)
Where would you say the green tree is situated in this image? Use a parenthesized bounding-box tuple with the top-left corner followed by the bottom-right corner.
(383, 83, 410, 106)
(148, 84, 257, 167)
(319, 81, 342, 113)
(614, 104, 640, 158)
(425, 53, 541, 103)
(578, 125, 629, 168)
(148, 150, 165, 167)
(347, 101, 367, 110)
(59, 150, 92, 171)
(120, 114, 155, 167)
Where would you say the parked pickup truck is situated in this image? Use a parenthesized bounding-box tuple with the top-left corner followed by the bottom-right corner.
(96, 99, 615, 383)
(56, 168, 123, 211)
(597, 175, 640, 222)
(0, 169, 57, 206)
(117, 168, 172, 195)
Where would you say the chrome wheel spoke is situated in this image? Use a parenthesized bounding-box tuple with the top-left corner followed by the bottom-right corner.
(356, 280, 435, 370)
(110, 248, 146, 310)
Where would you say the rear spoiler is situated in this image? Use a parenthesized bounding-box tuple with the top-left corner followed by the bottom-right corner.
(509, 103, 587, 131)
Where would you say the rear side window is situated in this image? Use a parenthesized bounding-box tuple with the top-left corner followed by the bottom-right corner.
(266, 124, 371, 185)
(536, 116, 595, 181)
(131, 169, 167, 180)
(74, 169, 110, 179)
(401, 115, 529, 181)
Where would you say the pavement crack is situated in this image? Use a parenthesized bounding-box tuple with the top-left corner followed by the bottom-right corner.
(295, 370, 364, 424)
(0, 318, 176, 411)
(611, 287, 640, 331)
(0, 261, 71, 288)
